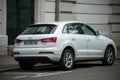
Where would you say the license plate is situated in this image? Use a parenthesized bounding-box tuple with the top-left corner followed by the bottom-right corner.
(24, 40, 37, 45)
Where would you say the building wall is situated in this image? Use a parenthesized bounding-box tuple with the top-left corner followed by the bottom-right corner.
(34, 0, 45, 22)
(34, 0, 120, 46)
(0, 0, 7, 55)
(109, 0, 120, 47)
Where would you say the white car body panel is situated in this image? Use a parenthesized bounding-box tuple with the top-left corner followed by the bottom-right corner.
(13, 21, 117, 63)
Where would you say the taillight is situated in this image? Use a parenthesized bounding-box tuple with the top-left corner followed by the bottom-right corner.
(40, 37, 57, 42)
(15, 39, 22, 43)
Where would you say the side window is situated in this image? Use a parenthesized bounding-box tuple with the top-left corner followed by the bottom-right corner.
(63, 23, 83, 34)
(81, 24, 95, 35)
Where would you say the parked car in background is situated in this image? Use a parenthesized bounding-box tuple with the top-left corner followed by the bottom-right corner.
(13, 21, 117, 70)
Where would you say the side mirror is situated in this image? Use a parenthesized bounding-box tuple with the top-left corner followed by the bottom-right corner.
(95, 31, 100, 36)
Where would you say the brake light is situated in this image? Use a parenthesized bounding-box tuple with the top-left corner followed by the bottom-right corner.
(40, 37, 57, 42)
(15, 39, 22, 43)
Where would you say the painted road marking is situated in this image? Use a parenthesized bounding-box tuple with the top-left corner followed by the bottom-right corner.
(4, 71, 72, 79)
(13, 76, 27, 79)
(4, 72, 43, 75)
(31, 71, 72, 78)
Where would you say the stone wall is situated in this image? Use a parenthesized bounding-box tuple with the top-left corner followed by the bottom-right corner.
(0, 0, 7, 55)
(109, 0, 120, 47)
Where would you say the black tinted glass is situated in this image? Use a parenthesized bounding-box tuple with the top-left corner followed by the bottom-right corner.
(81, 24, 95, 35)
(21, 24, 57, 35)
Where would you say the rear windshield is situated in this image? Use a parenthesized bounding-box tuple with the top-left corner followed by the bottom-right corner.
(21, 24, 57, 35)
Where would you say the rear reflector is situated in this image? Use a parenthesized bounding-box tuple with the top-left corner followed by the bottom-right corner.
(39, 52, 54, 54)
(40, 37, 57, 42)
(15, 39, 22, 43)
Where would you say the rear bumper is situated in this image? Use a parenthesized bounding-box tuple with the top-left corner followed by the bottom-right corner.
(13, 47, 62, 63)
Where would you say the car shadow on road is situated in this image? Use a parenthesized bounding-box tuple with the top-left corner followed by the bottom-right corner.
(74, 61, 104, 69)
(7, 61, 111, 72)
(22, 62, 104, 72)
(13, 63, 60, 73)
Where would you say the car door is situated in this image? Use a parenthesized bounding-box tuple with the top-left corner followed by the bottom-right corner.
(80, 24, 104, 57)
(63, 23, 88, 58)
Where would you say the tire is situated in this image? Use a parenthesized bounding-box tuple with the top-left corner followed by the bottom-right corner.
(102, 46, 115, 65)
(59, 49, 74, 70)
(19, 62, 34, 70)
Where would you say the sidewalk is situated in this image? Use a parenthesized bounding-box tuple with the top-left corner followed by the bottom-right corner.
(0, 56, 19, 71)
(0, 47, 120, 72)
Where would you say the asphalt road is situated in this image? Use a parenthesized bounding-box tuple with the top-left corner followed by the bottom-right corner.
(0, 60, 120, 80)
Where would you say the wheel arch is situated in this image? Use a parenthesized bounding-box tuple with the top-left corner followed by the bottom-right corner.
(63, 46, 75, 57)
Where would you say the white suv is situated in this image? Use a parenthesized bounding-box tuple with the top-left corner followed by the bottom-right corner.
(13, 21, 117, 70)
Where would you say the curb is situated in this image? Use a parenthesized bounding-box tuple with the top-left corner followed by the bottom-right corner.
(0, 67, 19, 72)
